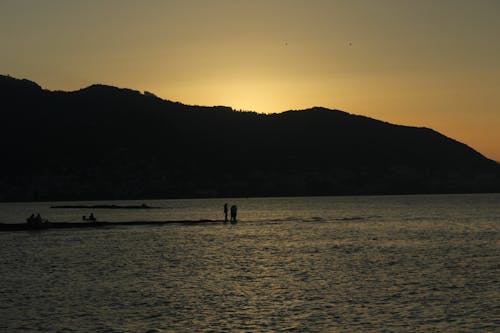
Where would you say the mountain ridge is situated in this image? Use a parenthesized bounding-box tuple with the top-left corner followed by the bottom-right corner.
(1, 74, 498, 201)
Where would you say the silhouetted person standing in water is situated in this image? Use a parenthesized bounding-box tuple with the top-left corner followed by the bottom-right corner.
(224, 203, 228, 223)
(230, 205, 237, 224)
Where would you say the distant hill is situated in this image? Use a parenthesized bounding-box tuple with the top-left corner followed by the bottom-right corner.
(1, 74, 499, 201)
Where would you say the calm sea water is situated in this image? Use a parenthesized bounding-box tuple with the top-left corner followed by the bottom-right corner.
(0, 194, 499, 332)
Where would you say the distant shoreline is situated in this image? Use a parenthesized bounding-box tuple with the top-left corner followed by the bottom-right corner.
(50, 204, 159, 209)
(1, 191, 499, 204)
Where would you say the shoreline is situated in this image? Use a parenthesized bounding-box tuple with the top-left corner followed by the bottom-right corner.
(50, 204, 160, 209)
(0, 220, 222, 232)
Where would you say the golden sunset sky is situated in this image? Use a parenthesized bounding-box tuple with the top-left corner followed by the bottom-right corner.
(1, 0, 499, 160)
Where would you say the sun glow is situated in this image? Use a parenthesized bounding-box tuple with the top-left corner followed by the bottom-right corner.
(1, 0, 499, 160)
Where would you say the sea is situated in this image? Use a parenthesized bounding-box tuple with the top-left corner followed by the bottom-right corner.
(0, 194, 499, 332)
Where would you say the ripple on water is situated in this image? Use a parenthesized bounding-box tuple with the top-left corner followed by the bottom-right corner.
(1, 195, 499, 332)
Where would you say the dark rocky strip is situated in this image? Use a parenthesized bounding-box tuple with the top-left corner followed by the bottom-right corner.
(50, 204, 159, 209)
(0, 220, 220, 231)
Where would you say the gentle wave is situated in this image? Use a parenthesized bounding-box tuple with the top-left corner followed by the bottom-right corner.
(1, 194, 499, 332)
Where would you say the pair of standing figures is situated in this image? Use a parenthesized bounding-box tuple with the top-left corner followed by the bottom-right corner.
(224, 203, 237, 223)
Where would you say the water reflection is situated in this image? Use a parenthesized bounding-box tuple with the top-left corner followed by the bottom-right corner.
(0, 194, 499, 332)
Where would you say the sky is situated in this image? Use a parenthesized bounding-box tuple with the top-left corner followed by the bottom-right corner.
(1, 0, 499, 160)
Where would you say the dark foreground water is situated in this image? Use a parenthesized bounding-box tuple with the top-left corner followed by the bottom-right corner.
(1, 194, 499, 332)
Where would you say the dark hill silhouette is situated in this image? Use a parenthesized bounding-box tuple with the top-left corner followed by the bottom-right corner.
(1, 74, 499, 201)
